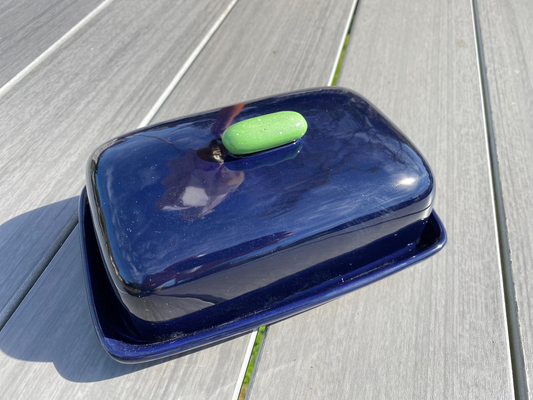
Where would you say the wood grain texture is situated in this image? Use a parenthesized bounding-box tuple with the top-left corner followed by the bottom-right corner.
(477, 0, 533, 394)
(0, 0, 102, 86)
(0, 230, 251, 400)
(152, 0, 356, 121)
(0, 0, 234, 317)
(247, 0, 515, 398)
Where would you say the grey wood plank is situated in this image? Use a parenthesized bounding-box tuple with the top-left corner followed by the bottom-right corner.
(247, 0, 515, 398)
(476, 0, 533, 395)
(152, 0, 356, 121)
(0, 0, 235, 320)
(0, 0, 102, 87)
(0, 229, 251, 400)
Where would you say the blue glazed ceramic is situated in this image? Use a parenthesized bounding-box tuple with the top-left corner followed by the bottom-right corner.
(81, 87, 447, 362)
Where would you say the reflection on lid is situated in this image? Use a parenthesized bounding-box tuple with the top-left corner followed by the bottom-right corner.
(154, 103, 247, 222)
(156, 148, 244, 221)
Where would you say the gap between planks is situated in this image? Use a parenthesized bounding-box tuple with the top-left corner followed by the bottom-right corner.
(0, 212, 78, 330)
(0, 0, 115, 100)
(470, 0, 528, 398)
(327, 0, 359, 86)
(231, 329, 258, 400)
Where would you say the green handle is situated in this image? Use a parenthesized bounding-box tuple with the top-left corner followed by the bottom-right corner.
(222, 111, 307, 155)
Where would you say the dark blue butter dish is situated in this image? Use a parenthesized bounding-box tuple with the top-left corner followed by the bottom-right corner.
(80, 87, 446, 363)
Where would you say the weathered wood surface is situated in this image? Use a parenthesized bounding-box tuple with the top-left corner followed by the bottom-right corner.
(0, 0, 102, 87)
(0, 231, 251, 400)
(152, 0, 356, 120)
(477, 0, 533, 395)
(0, 0, 356, 398)
(247, 0, 515, 398)
(0, 0, 235, 320)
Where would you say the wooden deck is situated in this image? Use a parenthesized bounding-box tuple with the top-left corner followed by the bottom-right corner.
(0, 0, 530, 398)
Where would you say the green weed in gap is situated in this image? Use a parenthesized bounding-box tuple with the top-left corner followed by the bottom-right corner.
(238, 326, 266, 400)
(332, 33, 350, 86)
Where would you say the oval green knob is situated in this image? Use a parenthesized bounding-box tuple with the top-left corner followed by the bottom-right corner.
(222, 111, 307, 155)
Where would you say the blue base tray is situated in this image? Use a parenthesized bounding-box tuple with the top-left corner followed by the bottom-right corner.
(79, 188, 446, 363)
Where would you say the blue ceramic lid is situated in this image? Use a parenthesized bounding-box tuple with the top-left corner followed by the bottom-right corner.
(86, 87, 435, 342)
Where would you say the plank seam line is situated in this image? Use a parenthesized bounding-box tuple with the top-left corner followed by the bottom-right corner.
(138, 0, 240, 128)
(231, 329, 258, 400)
(327, 0, 359, 86)
(471, 0, 529, 398)
(0, 212, 78, 331)
(244, 326, 269, 400)
(0, 0, 115, 100)
(0, 0, 240, 331)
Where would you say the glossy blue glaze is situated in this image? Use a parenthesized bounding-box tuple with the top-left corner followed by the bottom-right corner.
(79, 188, 446, 363)
(85, 87, 443, 350)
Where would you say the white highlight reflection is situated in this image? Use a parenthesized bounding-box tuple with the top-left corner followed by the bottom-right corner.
(399, 177, 416, 186)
